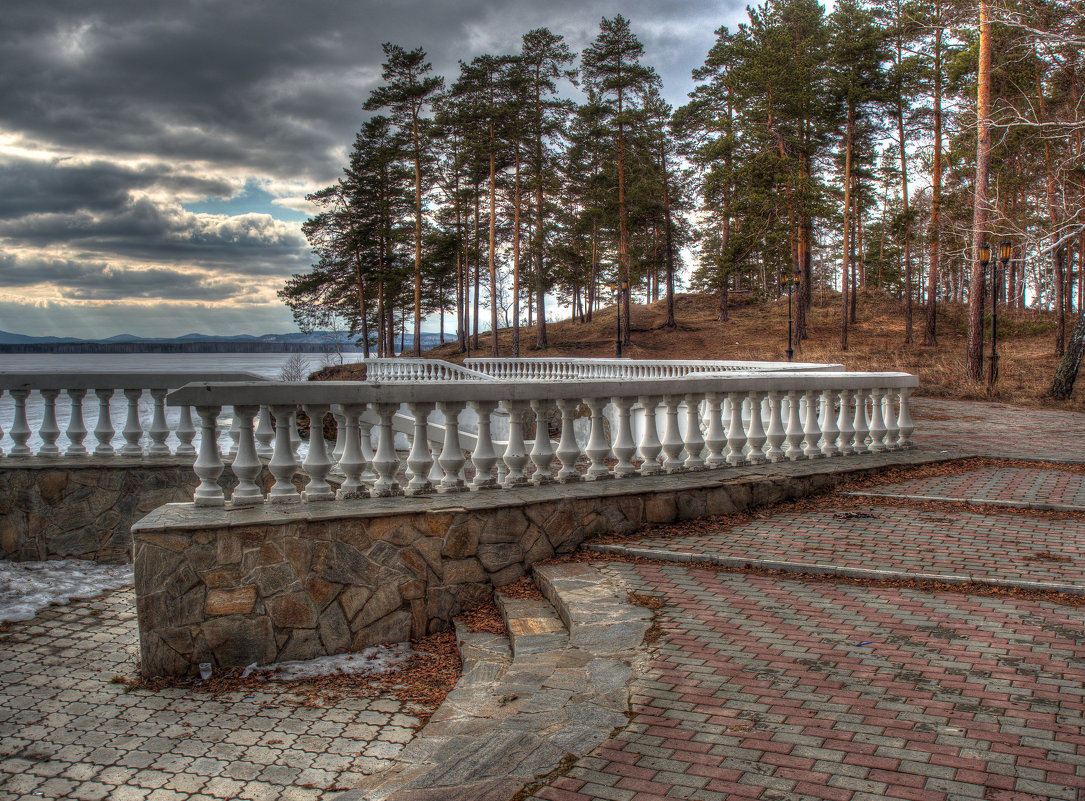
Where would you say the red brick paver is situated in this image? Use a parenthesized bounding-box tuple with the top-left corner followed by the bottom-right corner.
(912, 399, 1085, 463)
(528, 563, 1085, 801)
(595, 504, 1085, 589)
(850, 466, 1085, 511)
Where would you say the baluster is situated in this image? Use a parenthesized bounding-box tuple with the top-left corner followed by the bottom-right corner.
(837, 390, 855, 455)
(330, 410, 347, 466)
(555, 398, 582, 483)
(785, 390, 805, 461)
(883, 390, 900, 450)
(176, 405, 197, 457)
(9, 389, 31, 457)
(433, 401, 465, 492)
(289, 411, 302, 462)
(193, 405, 225, 506)
(764, 391, 787, 462)
(119, 388, 144, 456)
(868, 389, 887, 452)
(683, 394, 706, 471)
(820, 389, 840, 457)
(660, 395, 686, 473)
(336, 404, 368, 499)
(802, 389, 824, 459)
(301, 404, 335, 501)
(897, 387, 915, 449)
(268, 404, 301, 503)
(725, 391, 747, 466)
(746, 392, 768, 465)
(230, 405, 264, 506)
(255, 406, 274, 458)
(611, 396, 636, 478)
(530, 399, 557, 484)
(637, 396, 663, 475)
(359, 413, 377, 484)
(582, 397, 611, 480)
(92, 389, 115, 457)
(147, 389, 171, 456)
(852, 389, 871, 453)
(38, 389, 61, 457)
(370, 402, 401, 496)
(468, 400, 499, 489)
(65, 388, 88, 457)
(703, 393, 727, 468)
(501, 400, 531, 486)
(405, 401, 435, 496)
(227, 410, 241, 458)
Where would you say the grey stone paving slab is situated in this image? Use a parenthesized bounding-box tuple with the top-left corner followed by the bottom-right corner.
(0, 588, 424, 801)
(335, 563, 651, 801)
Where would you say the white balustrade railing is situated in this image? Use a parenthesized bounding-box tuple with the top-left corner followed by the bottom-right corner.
(166, 370, 917, 507)
(464, 357, 843, 381)
(362, 358, 494, 382)
(0, 372, 269, 459)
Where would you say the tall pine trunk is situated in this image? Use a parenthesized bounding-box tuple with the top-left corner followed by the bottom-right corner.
(966, 0, 992, 383)
(512, 147, 522, 357)
(840, 109, 854, 351)
(488, 135, 499, 357)
(924, 15, 942, 346)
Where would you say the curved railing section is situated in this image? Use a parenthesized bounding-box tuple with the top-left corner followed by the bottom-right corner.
(166, 371, 917, 507)
(0, 371, 269, 458)
(363, 358, 494, 382)
(464, 357, 843, 380)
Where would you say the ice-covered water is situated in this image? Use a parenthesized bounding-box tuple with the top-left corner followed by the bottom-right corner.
(0, 352, 365, 453)
(0, 559, 134, 623)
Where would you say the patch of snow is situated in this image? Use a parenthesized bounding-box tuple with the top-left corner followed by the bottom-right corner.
(253, 645, 415, 682)
(0, 559, 133, 623)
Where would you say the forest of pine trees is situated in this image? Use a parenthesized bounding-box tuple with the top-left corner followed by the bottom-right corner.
(280, 1, 1084, 388)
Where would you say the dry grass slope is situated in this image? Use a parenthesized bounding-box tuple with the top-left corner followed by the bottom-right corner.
(423, 289, 1080, 412)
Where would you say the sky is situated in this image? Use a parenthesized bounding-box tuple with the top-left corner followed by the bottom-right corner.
(0, 0, 746, 340)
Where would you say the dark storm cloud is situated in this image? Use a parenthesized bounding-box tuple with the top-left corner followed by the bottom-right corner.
(2, 1, 730, 181)
(0, 252, 267, 302)
(0, 157, 234, 220)
(1, 0, 741, 337)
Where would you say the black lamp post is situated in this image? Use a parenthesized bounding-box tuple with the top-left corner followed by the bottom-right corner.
(780, 269, 799, 362)
(990, 240, 1011, 388)
(615, 280, 628, 358)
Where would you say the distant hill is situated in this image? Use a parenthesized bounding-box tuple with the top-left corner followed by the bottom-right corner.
(0, 330, 450, 354)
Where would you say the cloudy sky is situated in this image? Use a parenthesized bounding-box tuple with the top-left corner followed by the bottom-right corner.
(1, 0, 745, 339)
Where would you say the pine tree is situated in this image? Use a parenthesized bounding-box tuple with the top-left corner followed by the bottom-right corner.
(582, 15, 659, 345)
(364, 44, 444, 357)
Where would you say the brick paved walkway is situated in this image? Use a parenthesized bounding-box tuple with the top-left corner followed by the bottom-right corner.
(0, 589, 422, 801)
(591, 504, 1085, 590)
(529, 562, 1085, 801)
(911, 399, 1085, 463)
(848, 466, 1085, 511)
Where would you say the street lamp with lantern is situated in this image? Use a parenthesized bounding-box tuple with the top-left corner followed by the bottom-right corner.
(780, 268, 800, 362)
(990, 240, 1011, 389)
(614, 279, 628, 358)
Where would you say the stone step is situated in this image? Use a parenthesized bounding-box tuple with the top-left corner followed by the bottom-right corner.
(534, 561, 653, 656)
(454, 618, 512, 687)
(333, 562, 651, 801)
(494, 591, 568, 658)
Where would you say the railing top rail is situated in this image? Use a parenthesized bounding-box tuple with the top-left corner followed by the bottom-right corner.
(0, 371, 271, 392)
(464, 357, 844, 373)
(167, 371, 917, 408)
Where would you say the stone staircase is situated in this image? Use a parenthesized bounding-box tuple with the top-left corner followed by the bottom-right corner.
(335, 562, 652, 801)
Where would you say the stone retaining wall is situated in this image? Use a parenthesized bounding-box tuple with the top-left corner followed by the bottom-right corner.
(132, 449, 951, 677)
(0, 460, 201, 563)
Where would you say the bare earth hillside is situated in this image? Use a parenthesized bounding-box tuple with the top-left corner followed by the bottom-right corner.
(335, 290, 1083, 412)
